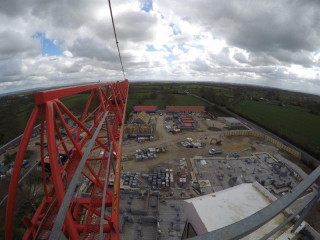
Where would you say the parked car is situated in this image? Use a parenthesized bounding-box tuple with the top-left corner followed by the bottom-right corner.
(209, 148, 216, 155)
(209, 149, 223, 155)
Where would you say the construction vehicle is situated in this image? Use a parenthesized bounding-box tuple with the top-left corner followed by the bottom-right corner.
(210, 138, 222, 145)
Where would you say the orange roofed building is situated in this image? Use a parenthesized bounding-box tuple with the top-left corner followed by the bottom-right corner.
(166, 106, 204, 113)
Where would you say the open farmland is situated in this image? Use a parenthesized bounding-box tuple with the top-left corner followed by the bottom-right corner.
(233, 100, 320, 158)
(61, 93, 90, 110)
(127, 92, 209, 111)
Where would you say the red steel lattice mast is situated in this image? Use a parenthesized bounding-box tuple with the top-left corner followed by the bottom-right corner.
(5, 80, 129, 240)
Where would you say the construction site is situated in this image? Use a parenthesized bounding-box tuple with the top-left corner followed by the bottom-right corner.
(116, 106, 320, 239)
(0, 83, 320, 240)
(3, 0, 320, 238)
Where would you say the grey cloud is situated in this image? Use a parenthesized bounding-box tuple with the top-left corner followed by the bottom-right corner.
(0, 30, 41, 59)
(158, 0, 320, 64)
(191, 59, 212, 72)
(116, 11, 158, 42)
(247, 53, 281, 66)
(70, 37, 118, 62)
(0, 59, 22, 78)
(57, 62, 82, 74)
(209, 47, 236, 67)
(58, 5, 161, 44)
(0, 0, 32, 17)
(1, 0, 320, 96)
(173, 34, 192, 43)
(233, 52, 249, 64)
(271, 50, 313, 67)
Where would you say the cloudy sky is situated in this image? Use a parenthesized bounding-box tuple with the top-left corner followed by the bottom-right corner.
(1, 0, 320, 95)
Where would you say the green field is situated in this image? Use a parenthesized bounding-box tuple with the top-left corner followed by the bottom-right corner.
(61, 93, 90, 109)
(126, 93, 208, 111)
(140, 94, 208, 108)
(233, 100, 320, 157)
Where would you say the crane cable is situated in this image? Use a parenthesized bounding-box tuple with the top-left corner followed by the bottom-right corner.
(107, 0, 126, 79)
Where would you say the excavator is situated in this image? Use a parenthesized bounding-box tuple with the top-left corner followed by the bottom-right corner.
(210, 137, 222, 145)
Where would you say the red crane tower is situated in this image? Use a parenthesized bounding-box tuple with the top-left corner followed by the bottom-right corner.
(5, 80, 129, 239)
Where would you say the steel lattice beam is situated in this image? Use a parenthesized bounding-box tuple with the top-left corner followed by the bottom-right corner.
(5, 80, 129, 240)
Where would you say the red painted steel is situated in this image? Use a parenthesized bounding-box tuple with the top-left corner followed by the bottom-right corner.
(5, 80, 129, 240)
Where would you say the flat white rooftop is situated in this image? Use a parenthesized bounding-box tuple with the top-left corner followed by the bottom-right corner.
(224, 117, 241, 124)
(183, 183, 303, 239)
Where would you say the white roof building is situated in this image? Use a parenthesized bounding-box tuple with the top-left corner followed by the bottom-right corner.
(182, 183, 309, 239)
(224, 117, 242, 127)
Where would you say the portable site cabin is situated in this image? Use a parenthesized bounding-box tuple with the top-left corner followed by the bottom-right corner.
(224, 117, 242, 127)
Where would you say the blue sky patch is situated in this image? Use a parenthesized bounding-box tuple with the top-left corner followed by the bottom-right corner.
(146, 44, 156, 51)
(212, 35, 223, 40)
(178, 43, 188, 53)
(169, 23, 181, 35)
(194, 44, 204, 50)
(165, 54, 177, 67)
(193, 34, 202, 41)
(189, 43, 204, 50)
(164, 44, 174, 53)
(33, 32, 62, 56)
(140, 0, 153, 12)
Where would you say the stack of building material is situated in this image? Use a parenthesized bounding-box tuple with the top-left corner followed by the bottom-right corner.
(135, 147, 166, 161)
(122, 172, 140, 188)
(146, 166, 174, 189)
(181, 140, 205, 148)
(135, 148, 157, 161)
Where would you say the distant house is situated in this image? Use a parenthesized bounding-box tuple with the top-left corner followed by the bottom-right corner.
(166, 106, 204, 113)
(224, 117, 242, 127)
(133, 106, 158, 113)
(131, 112, 151, 124)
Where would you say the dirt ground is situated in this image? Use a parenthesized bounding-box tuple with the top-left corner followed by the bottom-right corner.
(121, 113, 317, 204)
(0, 136, 42, 178)
(1, 111, 319, 233)
(121, 113, 320, 232)
(122, 114, 280, 173)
